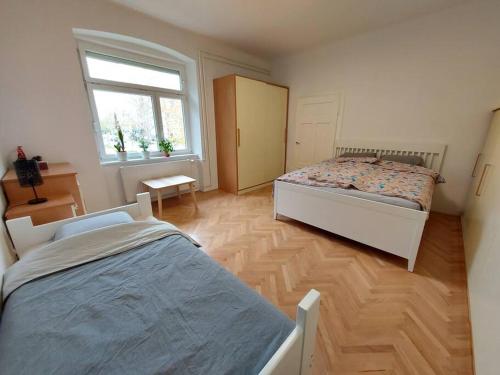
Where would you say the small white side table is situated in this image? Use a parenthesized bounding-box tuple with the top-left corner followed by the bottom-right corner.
(142, 175, 198, 217)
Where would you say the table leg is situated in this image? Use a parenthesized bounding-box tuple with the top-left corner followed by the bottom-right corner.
(157, 189, 163, 217)
(176, 185, 181, 199)
(190, 183, 198, 209)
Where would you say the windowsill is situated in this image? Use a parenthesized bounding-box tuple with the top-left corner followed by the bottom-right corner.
(100, 153, 199, 167)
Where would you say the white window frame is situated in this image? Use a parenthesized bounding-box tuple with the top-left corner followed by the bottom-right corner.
(78, 42, 191, 162)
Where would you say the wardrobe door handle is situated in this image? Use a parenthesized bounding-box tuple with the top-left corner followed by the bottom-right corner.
(476, 163, 491, 196)
(472, 153, 482, 177)
(237, 128, 241, 147)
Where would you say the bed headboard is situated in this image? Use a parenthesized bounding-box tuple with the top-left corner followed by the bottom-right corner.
(335, 139, 447, 172)
(5, 193, 153, 257)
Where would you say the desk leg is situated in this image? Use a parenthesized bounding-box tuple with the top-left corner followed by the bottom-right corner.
(176, 185, 181, 199)
(190, 183, 198, 209)
(71, 205, 77, 217)
(157, 189, 163, 217)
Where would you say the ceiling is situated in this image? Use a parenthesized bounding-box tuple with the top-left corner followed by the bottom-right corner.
(111, 0, 468, 58)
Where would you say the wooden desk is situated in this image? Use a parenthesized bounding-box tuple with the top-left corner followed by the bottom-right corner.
(142, 175, 197, 217)
(5, 193, 76, 225)
(2, 162, 86, 225)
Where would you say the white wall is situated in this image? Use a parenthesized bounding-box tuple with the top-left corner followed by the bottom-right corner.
(272, 0, 500, 214)
(0, 145, 16, 277)
(0, 0, 271, 212)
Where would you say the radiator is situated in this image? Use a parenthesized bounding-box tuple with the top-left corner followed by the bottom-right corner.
(120, 159, 200, 203)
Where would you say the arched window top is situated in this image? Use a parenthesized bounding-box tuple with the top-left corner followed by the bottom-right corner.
(72, 28, 194, 65)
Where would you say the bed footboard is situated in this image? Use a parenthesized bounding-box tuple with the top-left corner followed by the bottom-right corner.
(274, 181, 428, 271)
(259, 289, 321, 375)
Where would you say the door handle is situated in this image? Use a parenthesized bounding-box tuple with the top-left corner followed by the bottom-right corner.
(295, 141, 301, 145)
(476, 163, 491, 196)
(472, 153, 482, 177)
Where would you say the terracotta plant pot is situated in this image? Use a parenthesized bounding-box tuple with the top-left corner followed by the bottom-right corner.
(163, 152, 170, 157)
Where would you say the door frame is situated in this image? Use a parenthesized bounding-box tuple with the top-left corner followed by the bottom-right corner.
(292, 92, 344, 170)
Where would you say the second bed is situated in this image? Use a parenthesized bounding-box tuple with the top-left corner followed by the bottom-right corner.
(274, 140, 447, 271)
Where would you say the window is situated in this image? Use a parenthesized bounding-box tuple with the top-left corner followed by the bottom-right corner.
(159, 97, 186, 150)
(80, 46, 190, 161)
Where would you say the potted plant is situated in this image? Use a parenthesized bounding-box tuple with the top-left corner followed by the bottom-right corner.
(114, 125, 127, 161)
(138, 138, 151, 159)
(159, 138, 174, 157)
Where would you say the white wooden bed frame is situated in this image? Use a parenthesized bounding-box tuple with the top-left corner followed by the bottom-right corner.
(275, 139, 446, 272)
(3, 192, 320, 375)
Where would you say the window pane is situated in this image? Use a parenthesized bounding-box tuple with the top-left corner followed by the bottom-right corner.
(159, 97, 186, 150)
(93, 90, 158, 156)
(86, 52, 181, 91)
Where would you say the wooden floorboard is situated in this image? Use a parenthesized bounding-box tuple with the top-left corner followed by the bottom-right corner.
(155, 186, 474, 375)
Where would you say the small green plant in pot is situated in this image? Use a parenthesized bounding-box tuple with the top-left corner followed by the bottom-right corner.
(138, 138, 151, 159)
(114, 123, 127, 161)
(158, 138, 174, 157)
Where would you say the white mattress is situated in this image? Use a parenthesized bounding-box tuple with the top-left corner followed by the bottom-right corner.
(310, 186, 422, 210)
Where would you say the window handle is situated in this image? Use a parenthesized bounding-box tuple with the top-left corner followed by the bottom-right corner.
(472, 153, 482, 177)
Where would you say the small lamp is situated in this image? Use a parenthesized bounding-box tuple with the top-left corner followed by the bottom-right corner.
(13, 159, 48, 205)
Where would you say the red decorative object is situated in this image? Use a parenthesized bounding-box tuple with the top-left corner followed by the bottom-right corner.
(38, 161, 49, 170)
(16, 146, 27, 160)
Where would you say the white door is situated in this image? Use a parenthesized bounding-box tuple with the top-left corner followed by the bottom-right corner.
(294, 95, 339, 168)
(461, 110, 500, 375)
(463, 111, 500, 265)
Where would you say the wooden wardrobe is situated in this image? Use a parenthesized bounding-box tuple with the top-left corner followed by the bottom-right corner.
(462, 107, 500, 374)
(213, 75, 288, 194)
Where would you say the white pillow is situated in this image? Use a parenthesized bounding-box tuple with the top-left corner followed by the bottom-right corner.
(53, 211, 134, 241)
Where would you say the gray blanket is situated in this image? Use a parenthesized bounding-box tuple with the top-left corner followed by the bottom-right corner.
(0, 235, 294, 374)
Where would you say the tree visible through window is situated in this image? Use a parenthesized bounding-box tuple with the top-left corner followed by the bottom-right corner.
(94, 90, 158, 154)
(81, 49, 189, 160)
(160, 97, 186, 150)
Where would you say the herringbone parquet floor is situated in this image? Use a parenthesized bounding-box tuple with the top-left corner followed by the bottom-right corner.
(156, 187, 474, 374)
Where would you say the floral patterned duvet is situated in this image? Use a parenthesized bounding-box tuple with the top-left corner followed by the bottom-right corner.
(276, 159, 443, 211)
